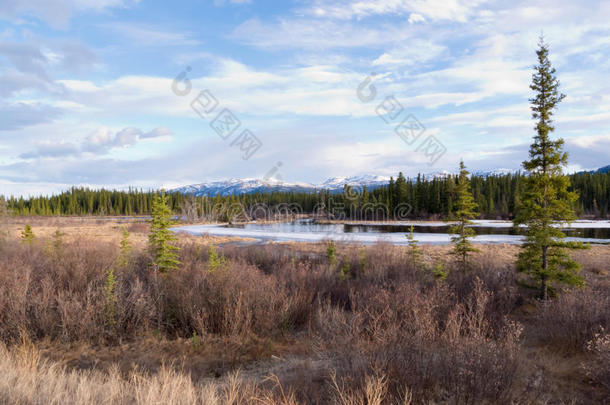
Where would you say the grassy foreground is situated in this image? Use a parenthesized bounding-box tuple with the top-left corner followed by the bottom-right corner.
(0, 217, 609, 404)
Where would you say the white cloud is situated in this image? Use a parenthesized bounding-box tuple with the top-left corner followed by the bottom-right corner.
(52, 61, 376, 119)
(301, 0, 487, 22)
(58, 80, 101, 92)
(232, 17, 415, 50)
(82, 126, 171, 153)
(0, 37, 97, 99)
(18, 126, 172, 159)
(142, 126, 172, 139)
(408, 13, 425, 23)
(372, 40, 446, 67)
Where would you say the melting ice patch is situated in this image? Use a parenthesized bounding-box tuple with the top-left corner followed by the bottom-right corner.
(172, 221, 610, 245)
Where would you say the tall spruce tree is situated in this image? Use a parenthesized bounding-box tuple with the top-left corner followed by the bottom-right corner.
(450, 161, 479, 270)
(149, 190, 181, 273)
(395, 172, 408, 205)
(406, 225, 423, 270)
(514, 37, 586, 300)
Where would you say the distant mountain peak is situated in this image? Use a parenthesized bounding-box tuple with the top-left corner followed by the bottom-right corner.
(471, 168, 518, 177)
(595, 165, 610, 174)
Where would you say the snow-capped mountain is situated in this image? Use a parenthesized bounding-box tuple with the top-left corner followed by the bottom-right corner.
(172, 178, 312, 196)
(408, 169, 517, 180)
(574, 165, 610, 175)
(172, 175, 391, 197)
(319, 174, 391, 189)
(421, 170, 453, 179)
(471, 168, 519, 177)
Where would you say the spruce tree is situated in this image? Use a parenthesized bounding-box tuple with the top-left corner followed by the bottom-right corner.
(118, 227, 132, 268)
(103, 266, 117, 331)
(395, 172, 408, 205)
(406, 225, 423, 269)
(104, 227, 132, 335)
(449, 161, 480, 271)
(514, 37, 586, 300)
(207, 244, 226, 272)
(326, 240, 337, 266)
(21, 224, 35, 245)
(52, 229, 64, 252)
(149, 190, 181, 273)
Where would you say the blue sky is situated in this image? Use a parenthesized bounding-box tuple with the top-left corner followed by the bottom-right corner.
(2, 0, 610, 196)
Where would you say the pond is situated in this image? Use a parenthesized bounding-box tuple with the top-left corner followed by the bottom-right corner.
(172, 219, 610, 245)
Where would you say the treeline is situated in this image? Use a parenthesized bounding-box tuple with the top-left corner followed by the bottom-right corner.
(3, 171, 610, 219)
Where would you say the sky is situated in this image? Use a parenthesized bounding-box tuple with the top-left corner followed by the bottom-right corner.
(1, 0, 610, 197)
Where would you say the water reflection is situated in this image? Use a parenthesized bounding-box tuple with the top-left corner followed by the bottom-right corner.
(227, 219, 610, 240)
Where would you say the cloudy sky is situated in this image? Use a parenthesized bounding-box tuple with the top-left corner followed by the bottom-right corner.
(2, 0, 610, 196)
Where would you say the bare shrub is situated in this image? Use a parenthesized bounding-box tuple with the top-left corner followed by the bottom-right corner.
(126, 221, 149, 234)
(316, 275, 524, 404)
(537, 287, 610, 352)
(584, 329, 610, 396)
(330, 372, 413, 405)
(0, 239, 153, 343)
(180, 197, 199, 223)
(168, 258, 290, 336)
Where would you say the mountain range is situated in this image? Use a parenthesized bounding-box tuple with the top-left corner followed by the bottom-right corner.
(172, 166, 608, 197)
(171, 175, 391, 197)
(592, 165, 610, 174)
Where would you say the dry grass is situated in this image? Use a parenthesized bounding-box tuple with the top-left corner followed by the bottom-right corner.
(0, 341, 423, 405)
(2, 216, 253, 248)
(0, 340, 277, 405)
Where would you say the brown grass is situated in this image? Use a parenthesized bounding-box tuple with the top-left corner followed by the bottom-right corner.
(0, 340, 301, 405)
(2, 216, 253, 248)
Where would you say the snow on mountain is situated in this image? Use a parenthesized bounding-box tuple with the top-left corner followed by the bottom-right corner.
(573, 165, 610, 175)
(172, 175, 391, 197)
(471, 168, 519, 177)
(321, 174, 391, 189)
(413, 168, 518, 180)
(420, 170, 453, 179)
(172, 178, 313, 197)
